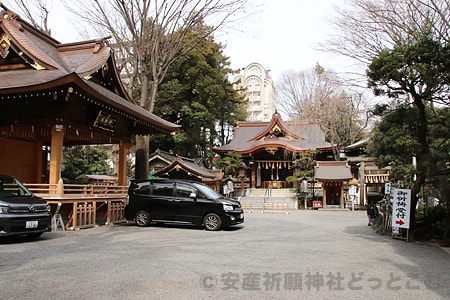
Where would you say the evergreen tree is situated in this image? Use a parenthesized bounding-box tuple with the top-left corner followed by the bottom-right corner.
(151, 24, 246, 158)
(367, 28, 450, 228)
(62, 145, 112, 182)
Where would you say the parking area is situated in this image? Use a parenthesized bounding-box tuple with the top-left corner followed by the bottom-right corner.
(1, 210, 449, 299)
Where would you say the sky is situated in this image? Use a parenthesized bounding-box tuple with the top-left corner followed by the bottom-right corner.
(215, 0, 345, 82)
(22, 0, 353, 83)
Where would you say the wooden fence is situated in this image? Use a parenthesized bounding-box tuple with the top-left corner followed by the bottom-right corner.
(262, 202, 290, 214)
(240, 201, 291, 214)
(73, 201, 97, 230)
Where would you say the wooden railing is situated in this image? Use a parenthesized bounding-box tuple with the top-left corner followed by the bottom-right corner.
(24, 183, 128, 231)
(24, 183, 59, 196)
(25, 183, 128, 197)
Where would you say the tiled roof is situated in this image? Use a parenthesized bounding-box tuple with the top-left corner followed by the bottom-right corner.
(214, 113, 333, 153)
(153, 155, 216, 179)
(343, 137, 370, 151)
(0, 5, 180, 133)
(314, 161, 353, 181)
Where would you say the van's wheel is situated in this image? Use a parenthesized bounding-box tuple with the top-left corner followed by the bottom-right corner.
(203, 213, 221, 231)
(135, 210, 151, 227)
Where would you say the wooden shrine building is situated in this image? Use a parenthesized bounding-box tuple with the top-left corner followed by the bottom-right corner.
(0, 5, 180, 185)
(214, 112, 360, 207)
(214, 112, 334, 187)
(314, 161, 353, 207)
(151, 151, 223, 191)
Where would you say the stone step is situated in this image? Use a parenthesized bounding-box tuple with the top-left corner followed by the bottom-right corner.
(240, 197, 296, 203)
(318, 208, 349, 211)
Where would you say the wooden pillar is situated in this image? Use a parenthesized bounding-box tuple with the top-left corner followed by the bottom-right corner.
(340, 183, 344, 208)
(323, 184, 327, 206)
(251, 163, 256, 188)
(49, 125, 64, 186)
(34, 141, 43, 183)
(118, 140, 130, 186)
(359, 162, 365, 206)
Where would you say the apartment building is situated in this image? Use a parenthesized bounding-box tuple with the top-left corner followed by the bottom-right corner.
(233, 63, 277, 122)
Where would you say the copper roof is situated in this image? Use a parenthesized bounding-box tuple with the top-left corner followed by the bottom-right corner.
(0, 5, 180, 135)
(214, 112, 333, 153)
(153, 155, 216, 179)
(314, 161, 353, 181)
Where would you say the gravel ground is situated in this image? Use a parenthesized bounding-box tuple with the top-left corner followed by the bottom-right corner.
(0, 210, 449, 300)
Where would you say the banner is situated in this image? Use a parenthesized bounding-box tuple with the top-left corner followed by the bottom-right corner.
(391, 189, 411, 229)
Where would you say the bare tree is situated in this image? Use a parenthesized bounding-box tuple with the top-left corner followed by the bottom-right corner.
(60, 0, 255, 178)
(277, 65, 336, 120)
(9, 0, 52, 35)
(277, 64, 369, 160)
(321, 0, 450, 67)
(66, 0, 253, 109)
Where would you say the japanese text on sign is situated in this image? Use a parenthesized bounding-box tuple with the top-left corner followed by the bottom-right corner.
(391, 188, 411, 229)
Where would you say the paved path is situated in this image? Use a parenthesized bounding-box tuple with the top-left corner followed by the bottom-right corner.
(0, 210, 449, 299)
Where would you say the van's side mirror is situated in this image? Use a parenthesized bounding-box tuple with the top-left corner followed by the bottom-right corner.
(189, 192, 197, 200)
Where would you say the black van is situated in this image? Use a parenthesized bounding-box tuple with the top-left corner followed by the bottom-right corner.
(125, 179, 244, 231)
(0, 174, 52, 238)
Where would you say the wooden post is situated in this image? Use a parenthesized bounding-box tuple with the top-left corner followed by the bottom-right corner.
(72, 202, 77, 229)
(118, 140, 130, 186)
(56, 178, 64, 197)
(251, 163, 256, 188)
(359, 162, 365, 206)
(49, 125, 64, 186)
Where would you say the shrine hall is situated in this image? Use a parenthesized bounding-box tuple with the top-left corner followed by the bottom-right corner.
(0, 4, 180, 186)
(214, 112, 354, 207)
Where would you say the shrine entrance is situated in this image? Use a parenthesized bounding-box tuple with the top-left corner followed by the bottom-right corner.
(255, 160, 291, 188)
(323, 183, 342, 206)
(314, 161, 353, 208)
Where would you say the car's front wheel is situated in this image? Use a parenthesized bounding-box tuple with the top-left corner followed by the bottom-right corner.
(203, 213, 221, 231)
(135, 210, 151, 227)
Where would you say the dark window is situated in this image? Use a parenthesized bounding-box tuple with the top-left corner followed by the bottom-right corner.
(133, 182, 151, 195)
(196, 190, 207, 200)
(0, 177, 28, 195)
(153, 183, 175, 196)
(176, 184, 196, 198)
